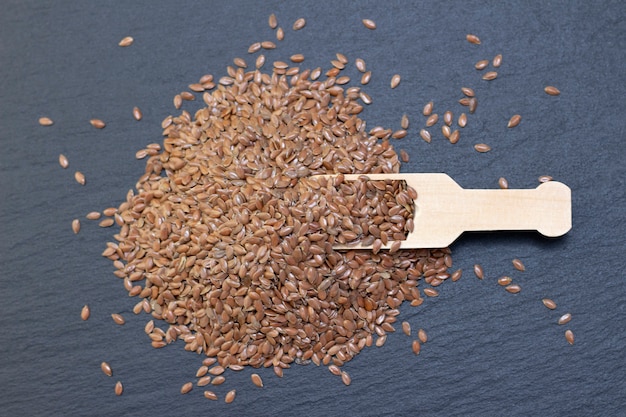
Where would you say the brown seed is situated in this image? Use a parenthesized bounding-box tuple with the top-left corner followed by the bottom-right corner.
(251, 373, 263, 387)
(355, 58, 366, 73)
(498, 177, 509, 189)
(197, 376, 212, 387)
(423, 101, 433, 116)
(512, 258, 526, 271)
(38, 117, 54, 126)
(290, 54, 305, 63)
(86, 211, 101, 220)
(341, 371, 351, 386)
(441, 125, 451, 139)
(458, 113, 467, 128)
(102, 207, 117, 217)
(132, 106, 142, 121)
(426, 114, 438, 127)
(498, 276, 512, 286)
(292, 18, 306, 31)
(558, 313, 572, 325)
(412, 340, 421, 355)
(468, 98, 478, 114)
(276, 27, 284, 41)
(72, 219, 81, 234)
(362, 19, 376, 30)
(448, 130, 460, 144)
(268, 13, 277, 29)
(505, 284, 521, 294)
(544, 86, 561, 96)
(461, 87, 475, 97)
(482, 71, 498, 81)
(225, 389, 236, 403)
(390, 74, 401, 89)
(255, 54, 265, 69)
(211, 376, 225, 385)
(90, 119, 106, 129)
(466, 34, 481, 44)
(248, 42, 261, 54)
(181, 382, 193, 394)
(99, 218, 115, 227)
(475, 60, 489, 70)
(474, 143, 491, 153)
(418, 329, 428, 344)
(74, 171, 86, 185)
(565, 330, 574, 345)
(507, 114, 521, 128)
(376, 335, 387, 347)
(114, 381, 123, 396)
(400, 114, 409, 129)
(493, 54, 503, 68)
(451, 269, 463, 282)
(542, 298, 557, 310)
(111, 313, 125, 325)
(81, 305, 90, 321)
(419, 129, 431, 143)
(538, 175, 553, 183)
(443, 111, 453, 126)
(208, 365, 225, 376)
(101, 362, 112, 377)
(473, 264, 484, 279)
(118, 36, 134, 47)
(402, 321, 411, 336)
(57, 154, 69, 169)
(233, 57, 247, 68)
(203, 390, 218, 400)
(261, 41, 276, 49)
(423, 288, 439, 297)
(360, 71, 372, 85)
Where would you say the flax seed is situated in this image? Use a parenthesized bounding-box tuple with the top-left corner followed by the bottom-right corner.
(493, 54, 502, 67)
(538, 175, 553, 183)
(341, 371, 351, 386)
(292, 18, 306, 31)
(99, 218, 115, 227)
(290, 54, 305, 63)
(38, 117, 54, 126)
(180, 382, 193, 394)
(558, 313, 572, 325)
(355, 58, 366, 72)
(276, 27, 284, 41)
(251, 373, 263, 387)
(197, 376, 212, 387)
(565, 330, 574, 345)
(461, 87, 475, 97)
(458, 113, 467, 127)
(423, 101, 433, 116)
(482, 71, 498, 81)
(72, 219, 80, 234)
(401, 114, 409, 129)
(101, 362, 112, 377)
(498, 177, 509, 189)
(423, 288, 439, 297)
(58, 154, 69, 168)
(81, 305, 90, 321)
(114, 381, 123, 396)
(261, 41, 276, 49)
(469, 98, 477, 114)
(412, 340, 421, 355)
(360, 71, 372, 85)
(451, 269, 462, 282)
(498, 276, 512, 286)
(505, 284, 521, 294)
(248, 42, 261, 53)
(362, 19, 376, 30)
(225, 389, 236, 403)
(111, 313, 125, 325)
(268, 13, 277, 29)
(390, 74, 401, 89)
(448, 130, 460, 144)
(418, 329, 428, 343)
(118, 36, 133, 47)
(512, 258, 525, 271)
(473, 264, 484, 279)
(90, 119, 106, 129)
(474, 143, 491, 152)
(74, 171, 85, 185)
(466, 34, 481, 44)
(475, 60, 489, 70)
(542, 298, 557, 310)
(402, 321, 411, 336)
(544, 86, 560, 96)
(419, 129, 431, 143)
(426, 114, 438, 127)
(211, 376, 225, 385)
(203, 390, 218, 400)
(507, 114, 521, 128)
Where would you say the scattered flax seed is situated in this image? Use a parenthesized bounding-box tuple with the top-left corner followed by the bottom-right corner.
(443, 111, 453, 126)
(132, 106, 142, 121)
(498, 177, 509, 189)
(400, 150, 410, 163)
(498, 276, 512, 286)
(276, 27, 284, 41)
(328, 365, 342, 376)
(268, 13, 277, 29)
(81, 305, 90, 321)
(362, 19, 377, 30)
(118, 36, 134, 47)
(423, 101, 434, 116)
(426, 114, 438, 127)
(376, 335, 387, 347)
(475, 60, 489, 70)
(451, 269, 462, 282)
(419, 129, 432, 143)
(181, 382, 193, 394)
(474, 143, 491, 153)
(101, 362, 113, 377)
(255, 54, 265, 69)
(512, 258, 526, 271)
(355, 58, 366, 72)
(482, 71, 498, 81)
(449, 130, 460, 144)
(341, 371, 351, 386)
(38, 117, 54, 126)
(359, 91, 372, 104)
(261, 41, 276, 49)
(336, 53, 348, 64)
(418, 329, 428, 344)
(507, 114, 522, 128)
(58, 154, 69, 169)
(251, 373, 263, 387)
(204, 390, 218, 400)
(211, 376, 226, 385)
(225, 389, 237, 403)
(74, 171, 85, 185)
(538, 175, 553, 183)
(493, 54, 503, 67)
(208, 365, 225, 376)
(565, 330, 574, 345)
(461, 87, 475, 97)
(292, 18, 306, 31)
(290, 54, 305, 63)
(542, 298, 557, 310)
(180, 91, 195, 101)
(473, 264, 484, 279)
(111, 313, 125, 325)
(72, 219, 81, 234)
(401, 114, 409, 129)
(544, 86, 561, 96)
(114, 381, 123, 396)
(412, 340, 421, 355)
(197, 376, 212, 387)
(392, 129, 407, 139)
(466, 34, 481, 44)
(468, 98, 478, 114)
(505, 284, 521, 294)
(233, 57, 247, 68)
(390, 74, 401, 89)
(102, 207, 117, 217)
(558, 313, 572, 325)
(423, 288, 439, 297)
(360, 71, 372, 85)
(442, 125, 451, 139)
(458, 113, 467, 128)
(402, 321, 411, 336)
(248, 42, 261, 54)
(99, 218, 115, 228)
(144, 320, 154, 334)
(89, 119, 106, 129)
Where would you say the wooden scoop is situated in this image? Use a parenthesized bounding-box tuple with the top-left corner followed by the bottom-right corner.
(325, 173, 571, 249)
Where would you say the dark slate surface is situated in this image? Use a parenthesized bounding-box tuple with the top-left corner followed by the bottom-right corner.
(1, 1, 625, 416)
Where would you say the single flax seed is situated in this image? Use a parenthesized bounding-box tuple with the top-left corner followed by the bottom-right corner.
(118, 36, 133, 47)
(542, 298, 557, 310)
(362, 19, 376, 30)
(81, 305, 90, 321)
(38, 117, 54, 126)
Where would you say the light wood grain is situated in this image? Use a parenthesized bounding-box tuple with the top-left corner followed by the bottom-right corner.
(325, 173, 571, 249)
